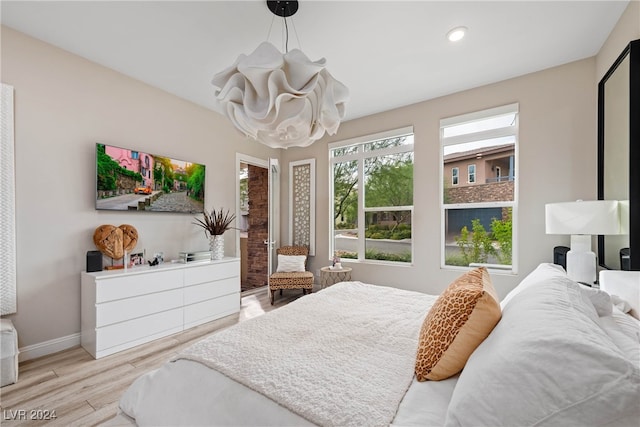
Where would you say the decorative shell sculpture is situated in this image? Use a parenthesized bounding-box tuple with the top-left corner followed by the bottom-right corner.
(93, 224, 138, 260)
(212, 42, 349, 149)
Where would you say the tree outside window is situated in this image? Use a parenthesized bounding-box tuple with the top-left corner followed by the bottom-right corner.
(331, 129, 414, 263)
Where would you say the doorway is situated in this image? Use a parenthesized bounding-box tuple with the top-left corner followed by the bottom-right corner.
(237, 157, 270, 293)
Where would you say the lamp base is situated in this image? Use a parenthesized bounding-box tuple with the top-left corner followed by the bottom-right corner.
(566, 234, 596, 285)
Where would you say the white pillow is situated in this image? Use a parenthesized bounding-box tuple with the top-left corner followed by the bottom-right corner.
(598, 308, 640, 365)
(577, 282, 613, 317)
(611, 295, 633, 314)
(599, 270, 640, 319)
(445, 269, 640, 427)
(500, 263, 567, 309)
(276, 255, 306, 272)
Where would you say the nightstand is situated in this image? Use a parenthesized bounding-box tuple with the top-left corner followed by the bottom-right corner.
(320, 266, 352, 289)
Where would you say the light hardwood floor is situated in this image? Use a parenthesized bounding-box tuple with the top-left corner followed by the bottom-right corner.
(0, 287, 308, 426)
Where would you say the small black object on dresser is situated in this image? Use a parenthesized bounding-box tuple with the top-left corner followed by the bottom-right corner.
(86, 250, 103, 272)
(553, 246, 570, 270)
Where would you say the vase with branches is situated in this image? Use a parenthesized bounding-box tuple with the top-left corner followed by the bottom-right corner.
(193, 208, 236, 260)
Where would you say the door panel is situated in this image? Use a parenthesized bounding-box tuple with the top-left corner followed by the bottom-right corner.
(267, 158, 280, 291)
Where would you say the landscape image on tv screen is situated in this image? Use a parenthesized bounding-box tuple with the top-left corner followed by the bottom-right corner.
(96, 143, 205, 213)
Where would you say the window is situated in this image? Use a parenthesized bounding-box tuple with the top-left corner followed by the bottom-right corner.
(468, 164, 476, 183)
(330, 127, 414, 264)
(441, 104, 518, 272)
(452, 167, 459, 185)
(131, 151, 139, 160)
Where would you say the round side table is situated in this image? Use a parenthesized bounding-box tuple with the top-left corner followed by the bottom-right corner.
(320, 266, 352, 289)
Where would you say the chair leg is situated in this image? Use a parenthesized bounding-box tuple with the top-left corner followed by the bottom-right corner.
(270, 289, 275, 305)
(279, 289, 283, 296)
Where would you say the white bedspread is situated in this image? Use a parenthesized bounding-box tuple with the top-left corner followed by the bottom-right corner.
(177, 281, 435, 427)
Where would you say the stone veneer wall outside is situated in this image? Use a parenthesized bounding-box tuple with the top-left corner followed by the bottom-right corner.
(246, 164, 268, 289)
(446, 181, 514, 205)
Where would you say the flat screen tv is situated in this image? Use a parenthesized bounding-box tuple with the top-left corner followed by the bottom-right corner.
(96, 143, 205, 213)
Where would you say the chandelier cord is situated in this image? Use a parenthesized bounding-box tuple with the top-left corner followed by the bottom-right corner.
(284, 16, 289, 52)
(265, 1, 301, 53)
(266, 13, 276, 44)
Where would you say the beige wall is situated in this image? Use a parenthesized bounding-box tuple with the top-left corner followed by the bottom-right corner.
(1, 26, 279, 354)
(282, 57, 598, 299)
(597, 1, 640, 80)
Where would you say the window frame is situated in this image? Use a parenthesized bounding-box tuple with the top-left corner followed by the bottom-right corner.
(329, 126, 414, 265)
(440, 104, 519, 274)
(452, 167, 459, 185)
(468, 164, 476, 183)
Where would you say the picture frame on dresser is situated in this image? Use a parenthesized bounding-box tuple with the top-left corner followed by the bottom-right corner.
(129, 251, 145, 266)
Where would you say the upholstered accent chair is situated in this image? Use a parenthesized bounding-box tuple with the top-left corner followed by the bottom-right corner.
(269, 245, 314, 305)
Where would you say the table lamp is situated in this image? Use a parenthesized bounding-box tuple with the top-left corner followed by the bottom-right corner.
(545, 200, 622, 284)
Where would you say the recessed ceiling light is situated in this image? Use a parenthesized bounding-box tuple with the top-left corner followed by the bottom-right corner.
(447, 26, 467, 42)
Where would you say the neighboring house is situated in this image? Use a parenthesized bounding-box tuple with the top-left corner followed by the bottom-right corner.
(444, 144, 515, 238)
(444, 143, 515, 203)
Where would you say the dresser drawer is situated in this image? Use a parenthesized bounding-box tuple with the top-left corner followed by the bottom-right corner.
(95, 307, 183, 352)
(96, 288, 183, 326)
(184, 276, 238, 305)
(184, 260, 239, 286)
(95, 269, 183, 303)
(184, 292, 240, 329)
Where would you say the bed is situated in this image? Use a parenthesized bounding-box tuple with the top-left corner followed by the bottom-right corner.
(110, 263, 640, 426)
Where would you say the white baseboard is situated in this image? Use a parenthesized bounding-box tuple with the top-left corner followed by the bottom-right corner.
(18, 333, 80, 362)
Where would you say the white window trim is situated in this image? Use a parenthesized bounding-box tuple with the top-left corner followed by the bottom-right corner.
(452, 167, 459, 185)
(329, 126, 414, 265)
(468, 164, 476, 183)
(329, 126, 414, 152)
(440, 104, 519, 275)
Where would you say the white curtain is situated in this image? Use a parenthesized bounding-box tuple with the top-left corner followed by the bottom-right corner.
(1, 83, 17, 315)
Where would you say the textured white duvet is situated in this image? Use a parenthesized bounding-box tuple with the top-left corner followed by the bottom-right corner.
(177, 281, 436, 426)
(116, 266, 640, 427)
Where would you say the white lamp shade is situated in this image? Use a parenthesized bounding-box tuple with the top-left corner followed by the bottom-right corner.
(545, 200, 621, 235)
(212, 42, 349, 149)
(619, 200, 630, 235)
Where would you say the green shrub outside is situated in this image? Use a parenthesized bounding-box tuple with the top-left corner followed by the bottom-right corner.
(335, 223, 356, 230)
(454, 209, 512, 266)
(335, 249, 411, 263)
(364, 223, 412, 240)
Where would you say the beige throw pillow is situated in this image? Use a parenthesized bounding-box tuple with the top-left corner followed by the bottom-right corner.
(415, 267, 501, 381)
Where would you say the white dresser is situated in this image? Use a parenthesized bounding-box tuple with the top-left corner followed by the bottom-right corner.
(81, 258, 240, 359)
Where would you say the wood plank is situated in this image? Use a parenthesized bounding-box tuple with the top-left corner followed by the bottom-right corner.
(18, 347, 90, 376)
(68, 402, 120, 427)
(0, 370, 58, 406)
(1, 363, 135, 409)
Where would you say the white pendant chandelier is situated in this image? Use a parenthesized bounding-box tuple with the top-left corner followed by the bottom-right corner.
(212, 0, 349, 149)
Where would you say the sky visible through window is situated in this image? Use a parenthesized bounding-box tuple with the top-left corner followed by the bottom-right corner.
(443, 113, 516, 155)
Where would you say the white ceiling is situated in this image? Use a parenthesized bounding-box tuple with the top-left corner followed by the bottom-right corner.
(1, 1, 629, 122)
